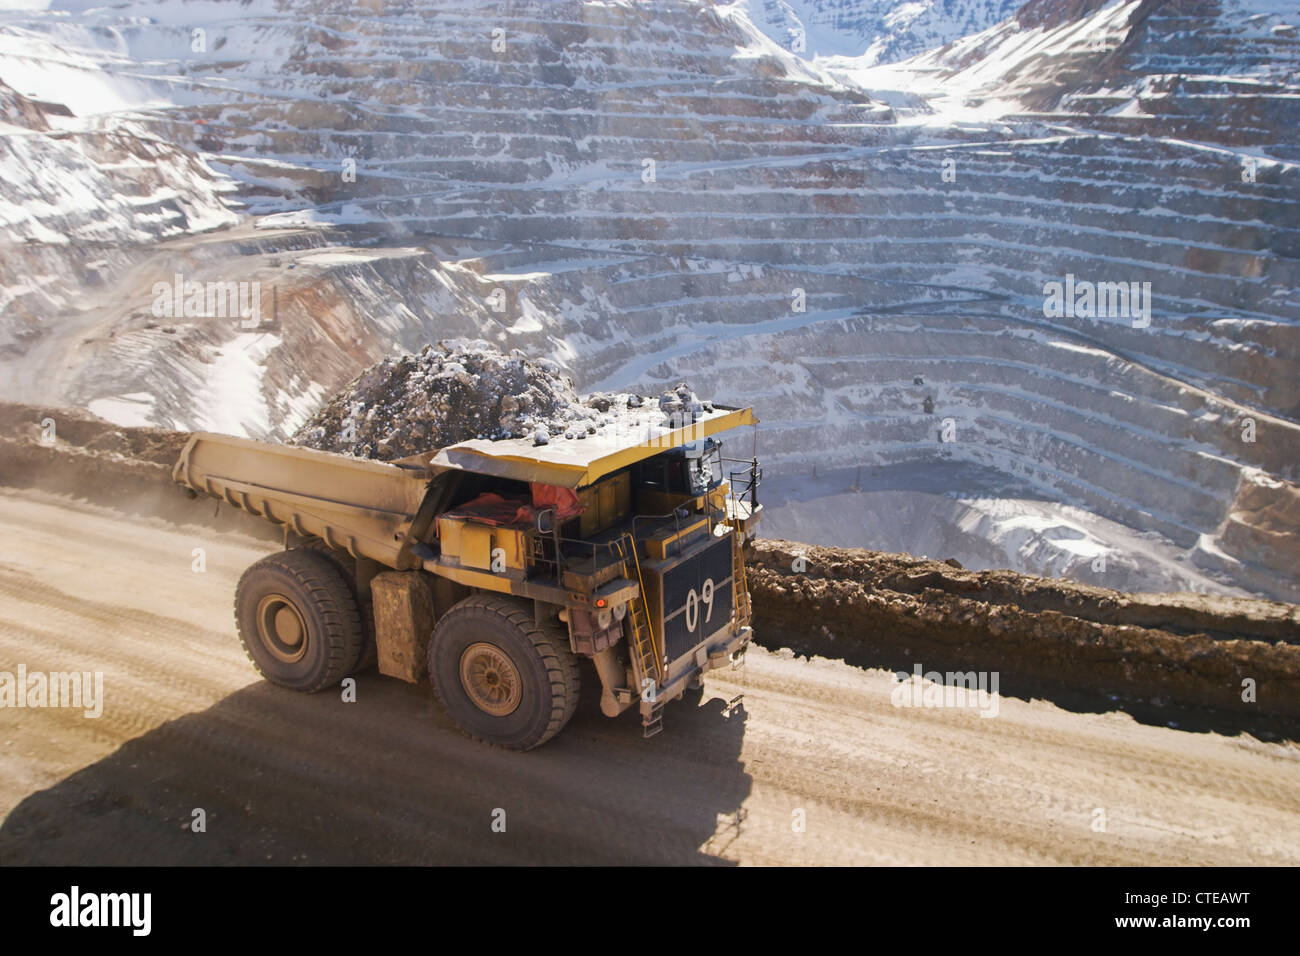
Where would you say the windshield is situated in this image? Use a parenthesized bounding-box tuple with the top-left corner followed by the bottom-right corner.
(683, 439, 723, 495)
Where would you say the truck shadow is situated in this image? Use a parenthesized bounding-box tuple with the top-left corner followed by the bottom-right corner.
(0, 671, 752, 865)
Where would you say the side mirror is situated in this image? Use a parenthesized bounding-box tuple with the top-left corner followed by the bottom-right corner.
(536, 508, 556, 534)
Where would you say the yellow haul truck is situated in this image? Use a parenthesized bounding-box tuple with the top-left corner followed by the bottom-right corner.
(173, 403, 762, 749)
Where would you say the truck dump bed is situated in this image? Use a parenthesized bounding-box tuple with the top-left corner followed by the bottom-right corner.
(173, 433, 435, 570)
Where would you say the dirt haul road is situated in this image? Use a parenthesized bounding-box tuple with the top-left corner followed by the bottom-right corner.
(0, 486, 1297, 866)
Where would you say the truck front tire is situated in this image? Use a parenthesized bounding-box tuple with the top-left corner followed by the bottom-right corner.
(429, 595, 580, 750)
(235, 550, 366, 692)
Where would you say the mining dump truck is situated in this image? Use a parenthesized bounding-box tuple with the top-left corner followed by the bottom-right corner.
(173, 403, 762, 749)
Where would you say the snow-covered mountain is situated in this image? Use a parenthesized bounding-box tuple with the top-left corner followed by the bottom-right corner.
(734, 0, 1024, 64)
(828, 0, 1300, 140)
(0, 0, 1296, 601)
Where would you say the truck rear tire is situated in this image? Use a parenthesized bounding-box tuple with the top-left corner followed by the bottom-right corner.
(235, 550, 365, 692)
(429, 595, 580, 750)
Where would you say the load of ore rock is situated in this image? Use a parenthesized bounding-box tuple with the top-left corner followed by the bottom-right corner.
(290, 340, 709, 460)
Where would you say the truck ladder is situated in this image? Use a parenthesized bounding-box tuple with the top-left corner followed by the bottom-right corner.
(615, 534, 664, 737)
(731, 527, 751, 626)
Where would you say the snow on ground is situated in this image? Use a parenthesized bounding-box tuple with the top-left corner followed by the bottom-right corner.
(86, 391, 156, 428)
(189, 332, 281, 437)
(298, 252, 384, 267)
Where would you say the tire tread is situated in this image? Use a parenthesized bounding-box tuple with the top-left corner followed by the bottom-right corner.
(429, 594, 580, 750)
(234, 549, 364, 692)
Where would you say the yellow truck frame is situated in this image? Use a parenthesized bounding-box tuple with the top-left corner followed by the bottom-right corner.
(173, 403, 762, 749)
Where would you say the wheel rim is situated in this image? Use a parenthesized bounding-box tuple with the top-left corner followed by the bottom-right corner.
(459, 642, 522, 717)
(256, 593, 309, 663)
